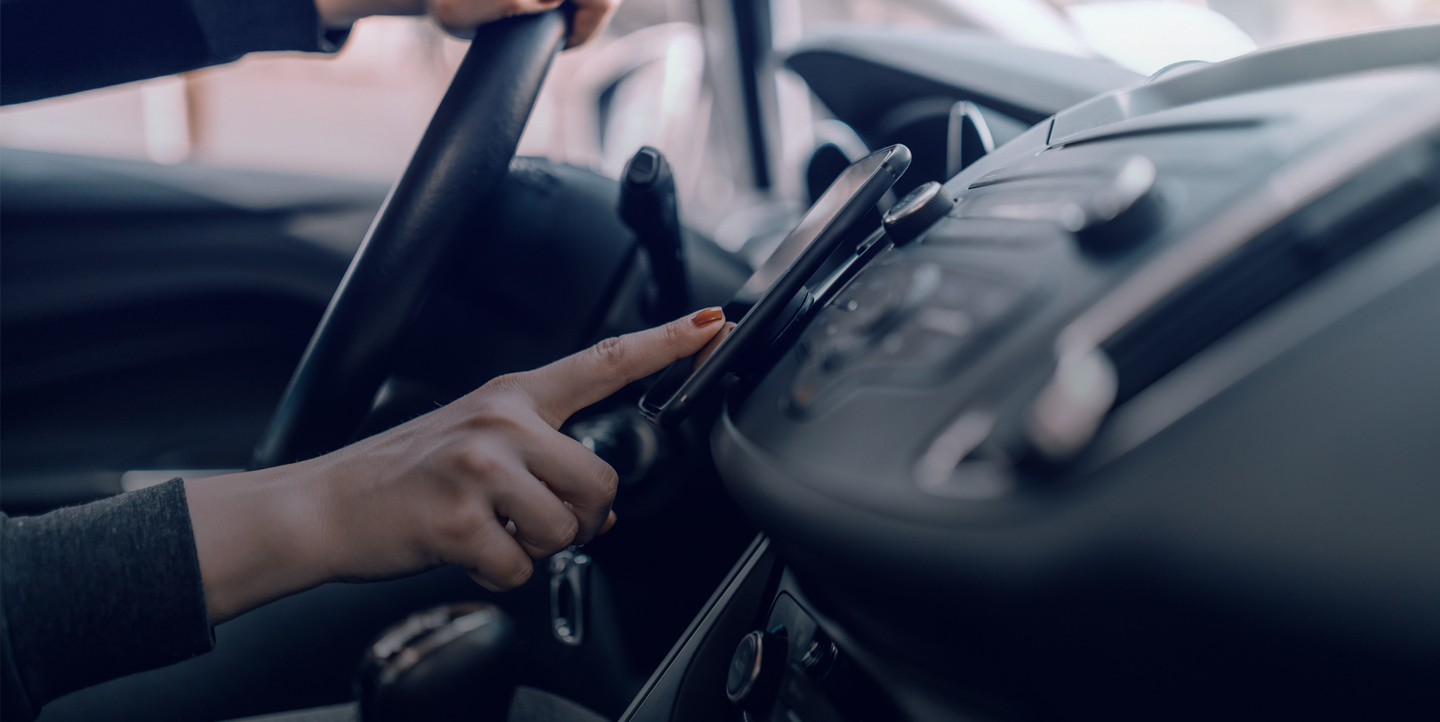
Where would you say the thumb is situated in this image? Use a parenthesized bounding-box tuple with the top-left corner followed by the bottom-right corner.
(522, 307, 726, 427)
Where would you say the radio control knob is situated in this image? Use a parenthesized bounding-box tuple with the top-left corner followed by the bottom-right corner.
(564, 410, 660, 488)
(726, 630, 787, 713)
(883, 181, 954, 246)
(1072, 154, 1160, 252)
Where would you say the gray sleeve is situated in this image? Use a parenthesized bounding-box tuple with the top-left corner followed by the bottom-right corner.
(188, 0, 350, 59)
(1, 0, 347, 106)
(0, 479, 215, 721)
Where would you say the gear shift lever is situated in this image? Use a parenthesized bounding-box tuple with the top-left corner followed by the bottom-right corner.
(357, 602, 518, 722)
(619, 146, 690, 321)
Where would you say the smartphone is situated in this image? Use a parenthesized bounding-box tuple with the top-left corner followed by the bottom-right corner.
(639, 145, 911, 428)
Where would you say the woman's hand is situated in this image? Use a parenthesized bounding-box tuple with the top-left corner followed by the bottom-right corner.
(314, 0, 622, 48)
(188, 308, 725, 624)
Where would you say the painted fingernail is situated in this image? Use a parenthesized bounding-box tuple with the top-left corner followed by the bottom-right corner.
(691, 307, 724, 327)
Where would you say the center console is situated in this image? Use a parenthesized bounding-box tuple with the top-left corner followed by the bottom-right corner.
(624, 26, 1440, 721)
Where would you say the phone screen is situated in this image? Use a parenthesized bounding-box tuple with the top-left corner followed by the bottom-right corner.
(639, 145, 911, 427)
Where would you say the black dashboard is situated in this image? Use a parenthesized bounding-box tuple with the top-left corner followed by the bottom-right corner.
(625, 24, 1440, 722)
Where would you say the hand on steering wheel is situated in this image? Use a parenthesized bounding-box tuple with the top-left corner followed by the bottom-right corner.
(314, 0, 622, 47)
(186, 308, 726, 624)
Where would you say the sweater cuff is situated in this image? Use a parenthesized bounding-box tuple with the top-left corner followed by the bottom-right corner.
(187, 0, 347, 59)
(1, 479, 215, 710)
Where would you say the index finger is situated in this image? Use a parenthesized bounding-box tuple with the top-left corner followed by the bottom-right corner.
(522, 308, 725, 427)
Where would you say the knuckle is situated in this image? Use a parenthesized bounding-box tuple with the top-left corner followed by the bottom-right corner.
(662, 318, 687, 346)
(500, 558, 534, 589)
(553, 514, 581, 549)
(589, 337, 629, 377)
(593, 336, 626, 366)
(460, 396, 532, 436)
(478, 374, 531, 403)
(484, 373, 522, 392)
(447, 443, 509, 480)
(594, 462, 620, 502)
(431, 502, 487, 550)
(470, 407, 527, 437)
(530, 513, 579, 555)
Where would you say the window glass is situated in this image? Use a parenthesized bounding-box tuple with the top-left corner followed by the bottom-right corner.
(1, 0, 1435, 247)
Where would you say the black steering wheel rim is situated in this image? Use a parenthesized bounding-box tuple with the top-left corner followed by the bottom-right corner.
(251, 8, 570, 469)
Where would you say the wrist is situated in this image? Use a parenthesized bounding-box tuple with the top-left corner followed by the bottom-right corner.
(186, 462, 335, 623)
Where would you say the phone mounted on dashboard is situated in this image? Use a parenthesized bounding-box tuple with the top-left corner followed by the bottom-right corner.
(638, 145, 912, 428)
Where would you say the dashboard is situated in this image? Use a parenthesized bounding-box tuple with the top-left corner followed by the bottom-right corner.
(626, 25, 1440, 722)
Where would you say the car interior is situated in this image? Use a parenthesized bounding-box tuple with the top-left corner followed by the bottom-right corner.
(2, 4, 1438, 722)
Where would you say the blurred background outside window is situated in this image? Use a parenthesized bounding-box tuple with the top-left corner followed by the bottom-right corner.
(3, 0, 1438, 256)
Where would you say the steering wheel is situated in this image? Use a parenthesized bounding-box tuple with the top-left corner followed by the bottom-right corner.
(251, 8, 570, 469)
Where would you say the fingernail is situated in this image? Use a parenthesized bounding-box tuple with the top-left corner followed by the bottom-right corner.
(691, 307, 724, 327)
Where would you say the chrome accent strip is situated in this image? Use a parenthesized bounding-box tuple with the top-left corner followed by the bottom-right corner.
(375, 606, 497, 686)
(549, 548, 591, 646)
(947, 101, 997, 179)
(726, 631, 765, 703)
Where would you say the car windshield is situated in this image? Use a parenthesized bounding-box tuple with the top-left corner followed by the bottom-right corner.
(2, 0, 1436, 264)
(794, 0, 1440, 68)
